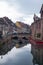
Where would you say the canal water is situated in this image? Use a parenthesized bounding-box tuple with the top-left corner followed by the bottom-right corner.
(0, 39, 43, 65)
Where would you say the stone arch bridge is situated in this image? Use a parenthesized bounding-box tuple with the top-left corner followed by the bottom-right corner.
(11, 33, 30, 39)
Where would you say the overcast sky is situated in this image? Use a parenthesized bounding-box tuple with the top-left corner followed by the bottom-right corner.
(0, 0, 43, 25)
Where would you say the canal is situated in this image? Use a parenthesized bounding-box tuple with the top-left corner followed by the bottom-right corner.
(0, 39, 43, 65)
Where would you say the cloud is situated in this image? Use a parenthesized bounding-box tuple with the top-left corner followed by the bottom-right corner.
(20, 14, 40, 25)
(23, 15, 34, 25)
(0, 0, 33, 25)
(0, 0, 42, 25)
(14, 0, 43, 14)
(15, 15, 34, 25)
(0, 1, 24, 22)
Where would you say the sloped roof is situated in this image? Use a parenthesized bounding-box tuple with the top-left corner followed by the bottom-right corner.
(40, 4, 43, 13)
(33, 14, 40, 21)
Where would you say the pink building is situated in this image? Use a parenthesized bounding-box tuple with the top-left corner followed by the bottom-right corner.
(31, 4, 43, 41)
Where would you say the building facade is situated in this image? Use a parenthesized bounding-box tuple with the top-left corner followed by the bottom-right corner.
(31, 4, 43, 40)
(0, 17, 14, 38)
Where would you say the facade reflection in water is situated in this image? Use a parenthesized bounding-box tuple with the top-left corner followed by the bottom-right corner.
(0, 39, 32, 65)
(31, 44, 43, 65)
(0, 39, 29, 55)
(1, 39, 43, 65)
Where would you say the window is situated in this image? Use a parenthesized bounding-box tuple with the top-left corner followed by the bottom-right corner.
(37, 33, 41, 38)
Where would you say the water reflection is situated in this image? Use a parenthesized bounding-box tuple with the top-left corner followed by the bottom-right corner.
(0, 39, 43, 65)
(0, 39, 29, 55)
(0, 39, 33, 65)
(31, 44, 43, 65)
